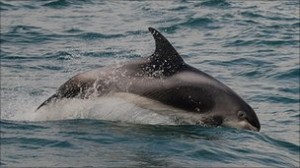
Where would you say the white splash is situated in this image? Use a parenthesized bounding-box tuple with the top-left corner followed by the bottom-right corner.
(16, 93, 177, 125)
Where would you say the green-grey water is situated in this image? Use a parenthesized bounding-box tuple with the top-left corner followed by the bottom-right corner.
(1, 0, 299, 167)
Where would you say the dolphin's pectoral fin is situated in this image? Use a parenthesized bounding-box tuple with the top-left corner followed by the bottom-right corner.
(145, 27, 186, 76)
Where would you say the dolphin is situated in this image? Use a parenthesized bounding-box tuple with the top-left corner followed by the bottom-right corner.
(37, 27, 260, 131)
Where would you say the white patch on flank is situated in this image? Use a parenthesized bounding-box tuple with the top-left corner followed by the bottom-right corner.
(30, 92, 207, 125)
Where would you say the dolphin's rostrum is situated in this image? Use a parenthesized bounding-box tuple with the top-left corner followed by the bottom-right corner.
(37, 27, 260, 131)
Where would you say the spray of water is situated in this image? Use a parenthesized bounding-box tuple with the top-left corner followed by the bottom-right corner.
(6, 92, 176, 125)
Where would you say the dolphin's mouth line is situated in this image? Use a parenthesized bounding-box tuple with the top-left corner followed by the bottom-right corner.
(245, 123, 260, 132)
(222, 119, 260, 132)
(246, 118, 260, 132)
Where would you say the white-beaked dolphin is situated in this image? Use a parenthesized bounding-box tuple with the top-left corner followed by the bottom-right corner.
(37, 27, 260, 131)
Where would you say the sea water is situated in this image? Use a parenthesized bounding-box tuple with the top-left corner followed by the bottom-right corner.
(1, 0, 299, 167)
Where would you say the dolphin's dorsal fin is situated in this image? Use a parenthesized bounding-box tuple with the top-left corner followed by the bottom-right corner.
(147, 27, 185, 76)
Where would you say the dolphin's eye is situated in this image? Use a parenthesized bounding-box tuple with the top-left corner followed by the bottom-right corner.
(237, 111, 247, 119)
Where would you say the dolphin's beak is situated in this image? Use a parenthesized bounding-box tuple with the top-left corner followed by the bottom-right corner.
(222, 119, 260, 132)
(246, 113, 261, 131)
(245, 122, 260, 132)
(248, 121, 260, 132)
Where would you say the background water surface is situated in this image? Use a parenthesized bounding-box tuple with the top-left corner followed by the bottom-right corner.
(1, 0, 299, 167)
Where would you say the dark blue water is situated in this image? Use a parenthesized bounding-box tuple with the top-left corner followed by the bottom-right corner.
(1, 0, 299, 167)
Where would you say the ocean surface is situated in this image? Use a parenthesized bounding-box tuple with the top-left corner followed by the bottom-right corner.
(1, 0, 299, 167)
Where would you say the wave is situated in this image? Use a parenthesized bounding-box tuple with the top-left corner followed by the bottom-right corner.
(1, 25, 126, 45)
(157, 17, 219, 33)
(42, 0, 94, 9)
(180, 17, 215, 28)
(198, 0, 231, 8)
(253, 94, 299, 104)
(77, 32, 124, 40)
(1, 118, 298, 167)
(268, 67, 300, 81)
(0, 1, 16, 11)
(225, 39, 299, 47)
(241, 11, 299, 21)
(1, 25, 52, 44)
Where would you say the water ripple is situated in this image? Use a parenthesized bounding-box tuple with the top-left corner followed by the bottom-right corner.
(77, 32, 124, 40)
(42, 0, 94, 9)
(226, 39, 299, 47)
(199, 0, 231, 8)
(241, 11, 299, 21)
(0, 1, 17, 11)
